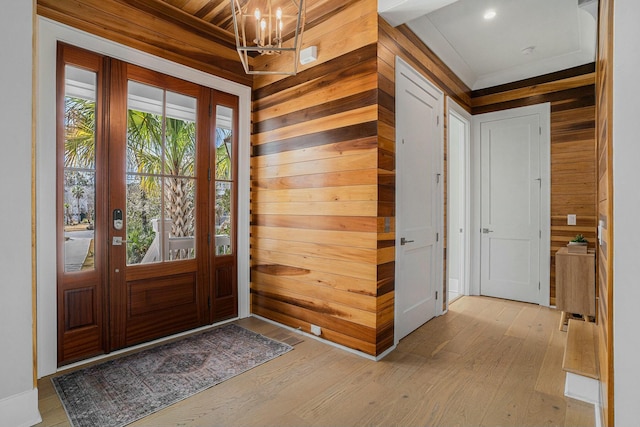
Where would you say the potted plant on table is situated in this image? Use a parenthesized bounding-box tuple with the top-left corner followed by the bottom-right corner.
(567, 233, 588, 253)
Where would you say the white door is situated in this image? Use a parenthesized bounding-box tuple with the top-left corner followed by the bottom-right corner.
(479, 111, 542, 304)
(446, 103, 470, 305)
(395, 59, 443, 341)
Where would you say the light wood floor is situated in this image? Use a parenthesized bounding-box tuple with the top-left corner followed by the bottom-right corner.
(36, 296, 595, 426)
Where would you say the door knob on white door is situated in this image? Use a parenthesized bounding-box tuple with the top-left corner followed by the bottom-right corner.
(400, 237, 415, 245)
(482, 228, 494, 234)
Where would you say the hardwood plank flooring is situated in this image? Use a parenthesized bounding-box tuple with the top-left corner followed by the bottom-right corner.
(36, 296, 594, 426)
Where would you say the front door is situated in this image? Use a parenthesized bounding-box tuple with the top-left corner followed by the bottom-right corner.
(478, 109, 541, 304)
(57, 44, 238, 365)
(395, 59, 443, 341)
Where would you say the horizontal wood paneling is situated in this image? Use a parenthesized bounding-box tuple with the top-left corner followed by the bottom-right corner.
(471, 65, 596, 306)
(250, 0, 385, 355)
(37, 0, 250, 86)
(252, 0, 379, 89)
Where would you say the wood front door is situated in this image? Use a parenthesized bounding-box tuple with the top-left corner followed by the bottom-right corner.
(57, 44, 238, 365)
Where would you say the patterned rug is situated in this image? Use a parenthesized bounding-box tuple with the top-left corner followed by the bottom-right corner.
(52, 324, 293, 427)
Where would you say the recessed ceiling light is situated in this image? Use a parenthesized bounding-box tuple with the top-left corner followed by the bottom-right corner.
(483, 9, 496, 20)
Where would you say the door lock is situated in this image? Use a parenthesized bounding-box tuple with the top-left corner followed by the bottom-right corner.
(400, 237, 415, 245)
(113, 208, 123, 230)
(482, 228, 494, 234)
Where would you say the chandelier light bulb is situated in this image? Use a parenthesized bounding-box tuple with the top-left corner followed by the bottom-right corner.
(231, 0, 306, 75)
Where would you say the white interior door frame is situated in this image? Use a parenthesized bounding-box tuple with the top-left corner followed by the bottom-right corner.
(470, 103, 550, 306)
(446, 98, 472, 302)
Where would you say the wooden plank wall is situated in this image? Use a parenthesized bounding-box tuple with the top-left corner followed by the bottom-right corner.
(250, 0, 385, 356)
(595, 0, 614, 424)
(471, 64, 597, 306)
(37, 0, 251, 86)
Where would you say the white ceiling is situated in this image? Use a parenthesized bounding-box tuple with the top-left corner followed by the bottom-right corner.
(379, 0, 598, 90)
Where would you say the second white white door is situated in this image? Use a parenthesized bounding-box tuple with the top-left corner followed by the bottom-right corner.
(478, 109, 543, 304)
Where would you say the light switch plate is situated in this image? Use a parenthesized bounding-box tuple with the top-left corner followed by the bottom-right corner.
(567, 214, 577, 226)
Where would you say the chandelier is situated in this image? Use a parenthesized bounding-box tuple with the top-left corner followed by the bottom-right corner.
(230, 0, 306, 75)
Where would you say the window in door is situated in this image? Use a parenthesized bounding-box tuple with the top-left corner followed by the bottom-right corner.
(126, 82, 198, 264)
(64, 65, 98, 272)
(214, 105, 233, 256)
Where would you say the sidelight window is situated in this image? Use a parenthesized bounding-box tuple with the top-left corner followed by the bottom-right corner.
(63, 65, 97, 273)
(214, 105, 234, 256)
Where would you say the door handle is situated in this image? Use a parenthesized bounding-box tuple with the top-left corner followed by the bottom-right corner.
(401, 237, 415, 245)
(482, 228, 494, 234)
(112, 236, 128, 245)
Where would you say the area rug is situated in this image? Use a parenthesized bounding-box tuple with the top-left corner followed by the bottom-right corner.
(52, 324, 293, 427)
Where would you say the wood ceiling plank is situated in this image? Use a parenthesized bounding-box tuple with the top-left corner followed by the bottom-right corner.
(123, 0, 236, 48)
(38, 0, 250, 85)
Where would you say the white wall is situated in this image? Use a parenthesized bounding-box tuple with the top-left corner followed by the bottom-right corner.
(0, 1, 41, 426)
(613, 0, 640, 424)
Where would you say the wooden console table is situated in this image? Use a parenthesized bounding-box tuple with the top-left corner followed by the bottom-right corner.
(555, 247, 595, 327)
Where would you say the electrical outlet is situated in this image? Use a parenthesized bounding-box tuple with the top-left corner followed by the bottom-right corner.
(310, 324, 322, 336)
(567, 214, 577, 226)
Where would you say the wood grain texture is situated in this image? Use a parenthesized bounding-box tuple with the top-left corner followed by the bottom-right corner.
(555, 248, 596, 317)
(37, 0, 250, 86)
(563, 319, 598, 379)
(35, 297, 595, 427)
(470, 65, 596, 306)
(250, 0, 385, 355)
(595, 0, 614, 424)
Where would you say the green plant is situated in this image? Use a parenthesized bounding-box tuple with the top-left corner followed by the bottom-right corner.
(571, 234, 588, 243)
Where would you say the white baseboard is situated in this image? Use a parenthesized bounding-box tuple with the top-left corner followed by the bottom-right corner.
(564, 372, 600, 405)
(565, 372, 601, 426)
(0, 388, 41, 427)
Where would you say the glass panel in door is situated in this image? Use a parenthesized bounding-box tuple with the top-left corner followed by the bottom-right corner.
(214, 105, 233, 256)
(125, 82, 197, 264)
(64, 65, 97, 272)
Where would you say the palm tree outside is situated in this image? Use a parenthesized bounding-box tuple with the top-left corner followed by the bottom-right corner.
(64, 76, 233, 265)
